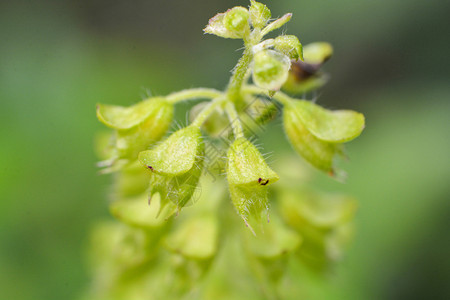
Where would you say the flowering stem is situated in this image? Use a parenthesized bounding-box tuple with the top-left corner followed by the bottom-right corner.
(225, 101, 244, 140)
(166, 88, 222, 104)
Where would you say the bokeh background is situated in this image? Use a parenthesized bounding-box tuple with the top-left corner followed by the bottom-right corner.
(1, 0, 449, 299)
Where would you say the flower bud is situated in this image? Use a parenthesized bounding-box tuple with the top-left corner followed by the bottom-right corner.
(139, 126, 204, 210)
(249, 0, 271, 29)
(303, 42, 333, 65)
(204, 7, 249, 39)
(227, 138, 279, 233)
(283, 100, 364, 173)
(96, 97, 173, 166)
(274, 35, 303, 61)
(223, 7, 250, 38)
(252, 50, 291, 91)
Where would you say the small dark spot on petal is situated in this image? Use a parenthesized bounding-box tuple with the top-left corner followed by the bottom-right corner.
(258, 178, 262, 183)
(147, 166, 154, 171)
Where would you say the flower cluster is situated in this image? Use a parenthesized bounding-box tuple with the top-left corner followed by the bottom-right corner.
(89, 1, 365, 299)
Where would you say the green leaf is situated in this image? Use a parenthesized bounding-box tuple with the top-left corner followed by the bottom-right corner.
(294, 100, 365, 143)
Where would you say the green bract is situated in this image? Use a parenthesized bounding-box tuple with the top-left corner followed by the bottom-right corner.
(227, 138, 279, 233)
(96, 97, 173, 165)
(252, 50, 291, 91)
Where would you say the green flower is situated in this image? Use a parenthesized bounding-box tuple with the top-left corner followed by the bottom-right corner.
(227, 138, 279, 234)
(249, 1, 271, 29)
(283, 99, 364, 174)
(204, 6, 250, 39)
(139, 126, 204, 212)
(96, 97, 173, 169)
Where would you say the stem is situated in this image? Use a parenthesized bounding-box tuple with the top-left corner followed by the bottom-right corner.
(225, 101, 244, 140)
(226, 28, 263, 103)
(226, 48, 253, 103)
(243, 85, 293, 106)
(166, 88, 222, 104)
(191, 96, 226, 127)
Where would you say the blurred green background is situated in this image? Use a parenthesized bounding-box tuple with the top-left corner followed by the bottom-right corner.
(1, 0, 449, 299)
